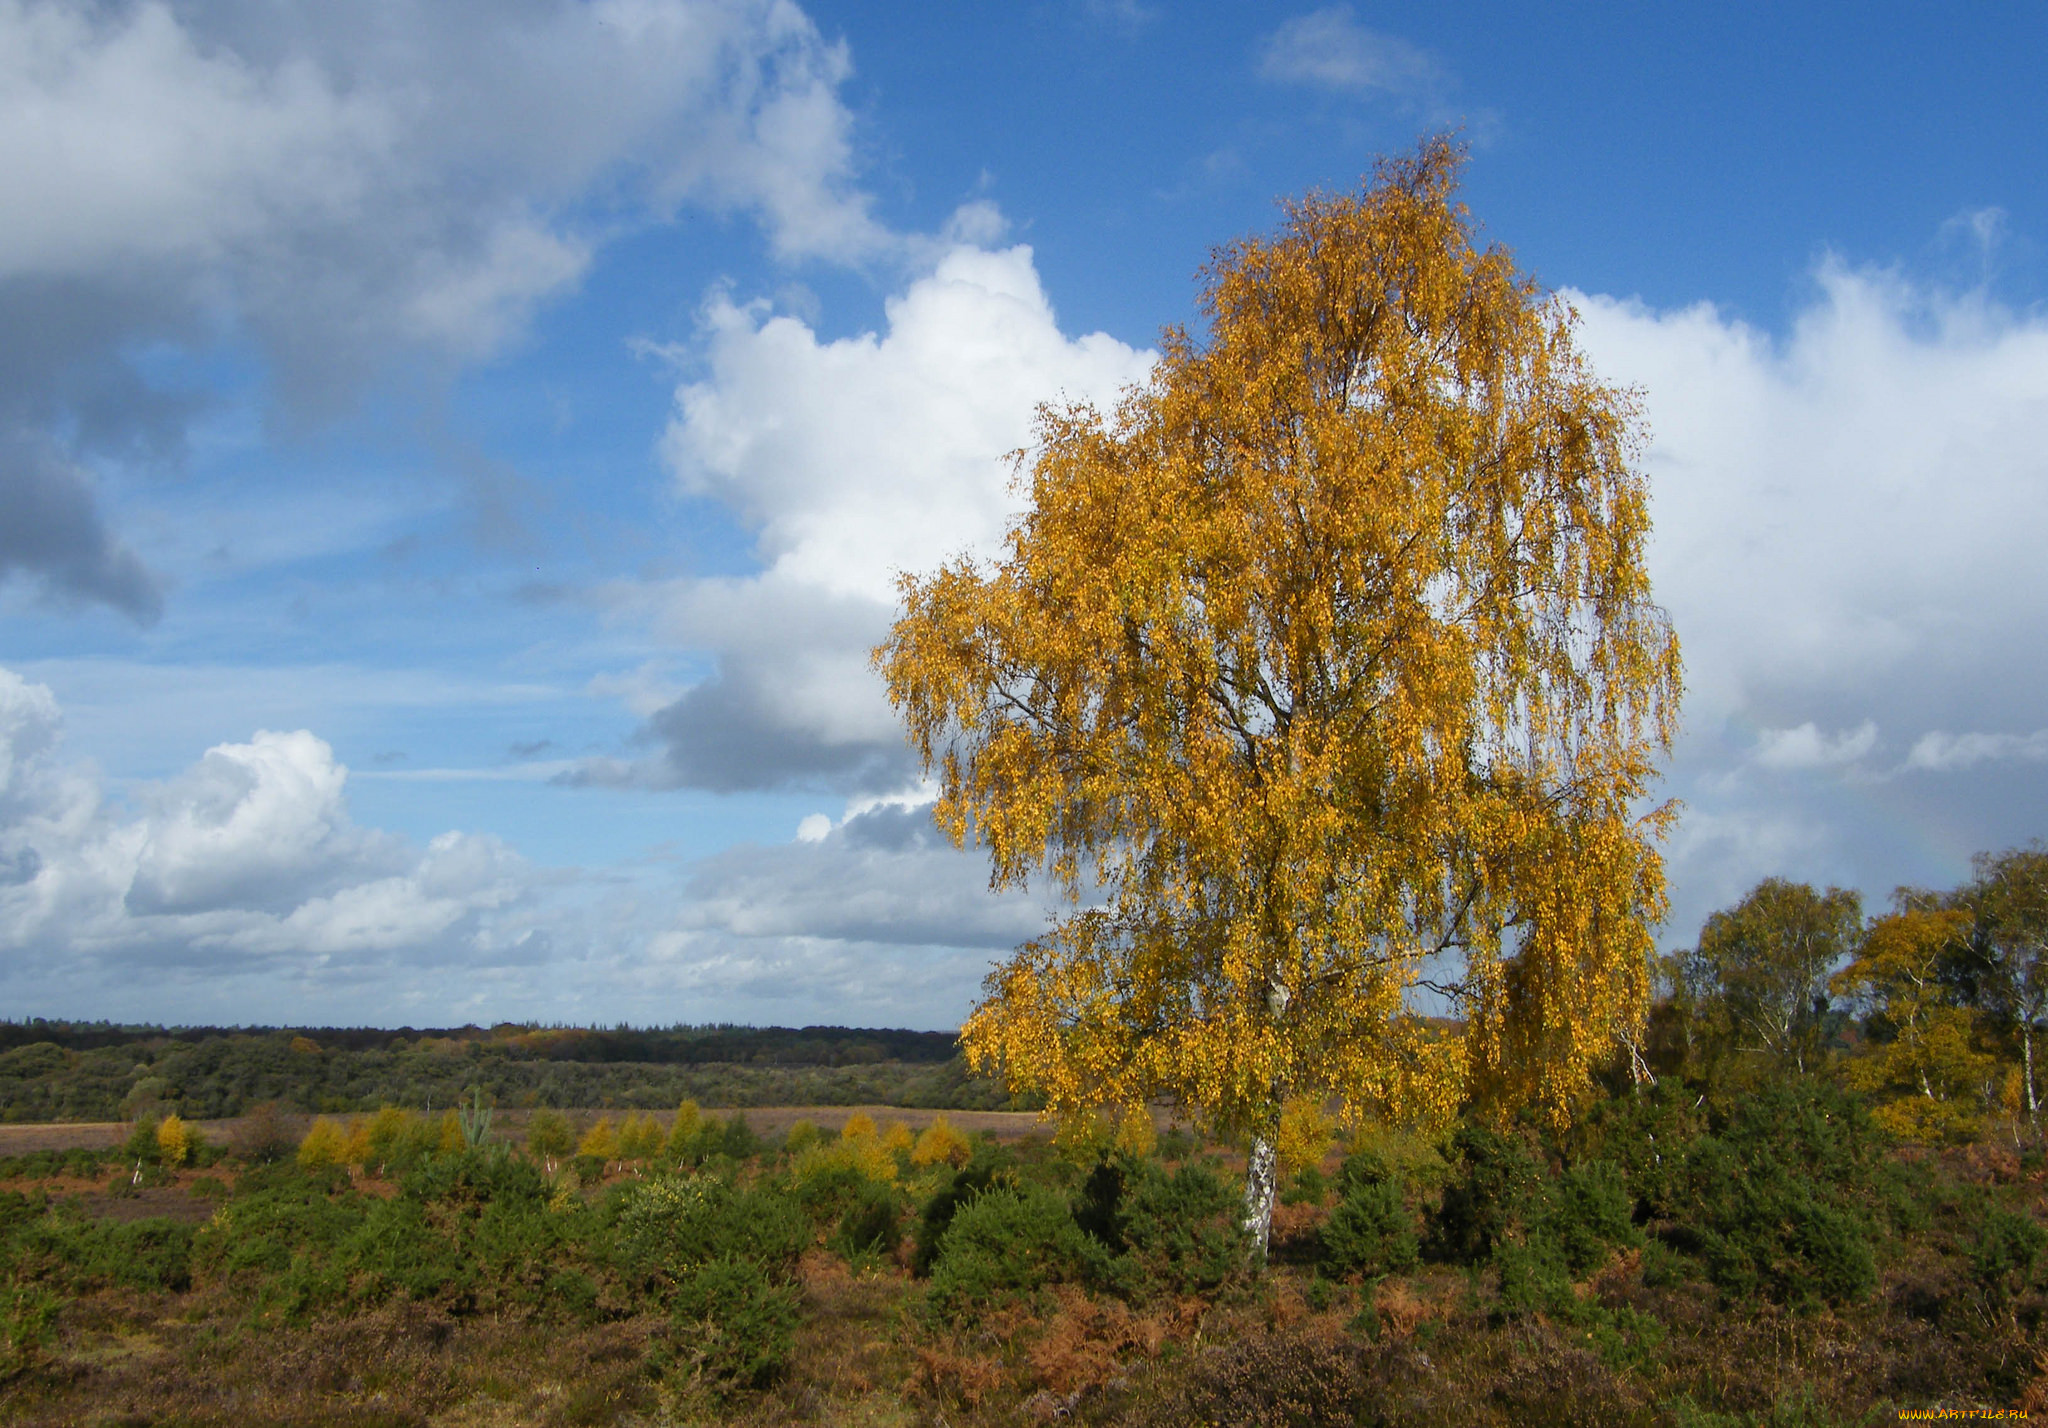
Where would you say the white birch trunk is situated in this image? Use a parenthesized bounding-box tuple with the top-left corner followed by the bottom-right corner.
(2025, 1021, 2038, 1122)
(1241, 1127, 1280, 1261)
(1239, 972, 1291, 1263)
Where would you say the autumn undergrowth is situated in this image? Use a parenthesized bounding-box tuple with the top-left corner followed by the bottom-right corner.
(0, 1088, 2042, 1426)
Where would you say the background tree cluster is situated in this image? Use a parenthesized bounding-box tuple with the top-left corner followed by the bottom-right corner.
(0, 1023, 1013, 1124)
(1651, 842, 2048, 1142)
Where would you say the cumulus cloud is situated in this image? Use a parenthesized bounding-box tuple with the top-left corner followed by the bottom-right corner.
(0, 0, 885, 616)
(0, 665, 528, 988)
(579, 241, 1154, 794)
(0, 663, 1018, 1027)
(1571, 259, 2048, 937)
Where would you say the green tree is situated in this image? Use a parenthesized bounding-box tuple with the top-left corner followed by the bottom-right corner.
(526, 1108, 574, 1173)
(878, 139, 1681, 1255)
(1685, 879, 1861, 1076)
(1832, 905, 1996, 1141)
(1955, 843, 2048, 1124)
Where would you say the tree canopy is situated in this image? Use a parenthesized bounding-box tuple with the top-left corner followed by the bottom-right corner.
(878, 139, 1681, 1250)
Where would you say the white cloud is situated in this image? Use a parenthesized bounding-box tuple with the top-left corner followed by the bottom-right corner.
(0, 666, 527, 978)
(1752, 720, 1878, 771)
(0, 0, 888, 616)
(1905, 728, 2048, 773)
(1258, 7, 1441, 100)
(580, 239, 1154, 792)
(1571, 258, 2048, 938)
(0, 663, 1015, 1027)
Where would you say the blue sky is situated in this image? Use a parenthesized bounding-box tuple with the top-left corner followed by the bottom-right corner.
(2, 0, 2045, 1030)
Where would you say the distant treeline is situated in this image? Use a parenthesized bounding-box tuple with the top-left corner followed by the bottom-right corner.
(0, 1021, 1015, 1123)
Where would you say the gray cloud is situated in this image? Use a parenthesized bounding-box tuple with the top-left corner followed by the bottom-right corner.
(680, 801, 1043, 949)
(0, 437, 162, 620)
(0, 0, 887, 619)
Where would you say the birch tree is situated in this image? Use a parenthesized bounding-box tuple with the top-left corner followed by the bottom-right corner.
(878, 139, 1681, 1257)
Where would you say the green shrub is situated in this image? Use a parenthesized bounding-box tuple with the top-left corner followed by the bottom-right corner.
(1974, 1207, 2048, 1306)
(194, 1164, 366, 1283)
(668, 1256, 800, 1392)
(1321, 1178, 1418, 1276)
(0, 1283, 58, 1383)
(721, 1113, 758, 1161)
(1429, 1126, 1541, 1264)
(401, 1145, 548, 1209)
(10, 1210, 195, 1294)
(912, 1154, 1011, 1276)
(925, 1182, 1105, 1321)
(833, 1180, 904, 1259)
(1280, 1165, 1328, 1207)
(613, 1173, 807, 1293)
(544, 1267, 600, 1323)
(1117, 1160, 1246, 1296)
(1538, 1161, 1640, 1278)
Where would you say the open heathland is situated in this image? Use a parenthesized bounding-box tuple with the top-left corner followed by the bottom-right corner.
(1, 1076, 2043, 1425)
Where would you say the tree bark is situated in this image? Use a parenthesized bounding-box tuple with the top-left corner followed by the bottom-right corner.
(2025, 1020, 2037, 1121)
(1241, 1127, 1280, 1261)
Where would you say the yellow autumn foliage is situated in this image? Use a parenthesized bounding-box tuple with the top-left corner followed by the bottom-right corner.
(910, 1116, 971, 1168)
(155, 1114, 191, 1168)
(1834, 907, 1999, 1143)
(1275, 1097, 1335, 1176)
(618, 1112, 664, 1161)
(1113, 1105, 1156, 1158)
(878, 139, 1680, 1237)
(297, 1116, 349, 1170)
(578, 1116, 619, 1161)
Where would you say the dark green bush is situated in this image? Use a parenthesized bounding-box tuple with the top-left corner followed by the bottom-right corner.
(1538, 1161, 1640, 1278)
(721, 1113, 758, 1160)
(833, 1180, 904, 1259)
(912, 1154, 1011, 1276)
(195, 1164, 366, 1283)
(334, 1197, 471, 1307)
(668, 1256, 800, 1392)
(401, 1145, 549, 1209)
(10, 1209, 194, 1293)
(1321, 1180, 1418, 1276)
(1281, 1165, 1328, 1207)
(544, 1267, 601, 1324)
(1117, 1160, 1246, 1296)
(613, 1173, 807, 1294)
(0, 1283, 58, 1382)
(1972, 1207, 2046, 1307)
(1429, 1126, 1541, 1264)
(925, 1182, 1106, 1321)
